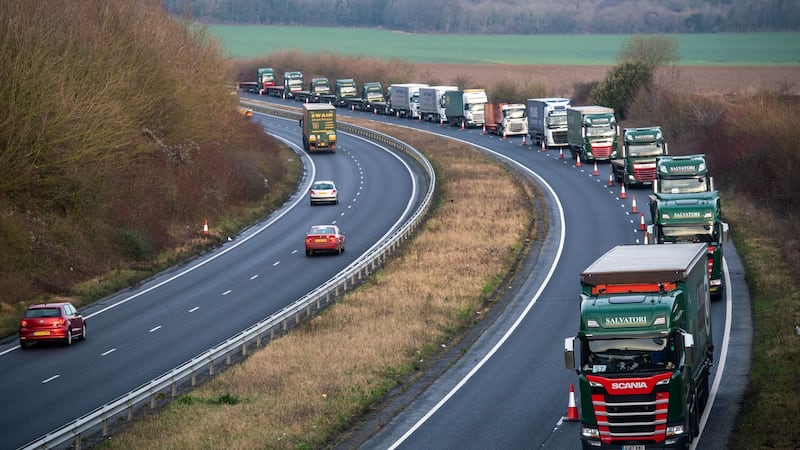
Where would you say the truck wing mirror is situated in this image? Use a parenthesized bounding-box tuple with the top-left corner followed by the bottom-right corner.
(564, 337, 576, 371)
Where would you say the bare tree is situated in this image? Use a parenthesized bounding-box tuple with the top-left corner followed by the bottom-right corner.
(617, 34, 679, 69)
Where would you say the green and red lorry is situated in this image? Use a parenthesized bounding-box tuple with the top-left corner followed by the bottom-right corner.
(566, 105, 618, 162)
(647, 154, 727, 298)
(564, 243, 714, 449)
(301, 103, 337, 153)
(611, 126, 668, 187)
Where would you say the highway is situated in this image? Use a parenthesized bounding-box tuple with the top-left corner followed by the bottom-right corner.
(0, 113, 426, 450)
(292, 99, 750, 450)
(0, 95, 751, 449)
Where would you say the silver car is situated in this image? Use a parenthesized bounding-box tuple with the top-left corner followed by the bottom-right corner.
(309, 180, 338, 205)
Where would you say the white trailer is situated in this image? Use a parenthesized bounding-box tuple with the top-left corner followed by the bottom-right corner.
(418, 85, 458, 122)
(388, 83, 429, 118)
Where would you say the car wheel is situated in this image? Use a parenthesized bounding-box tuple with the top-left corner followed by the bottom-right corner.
(79, 323, 87, 340)
(306, 249, 312, 256)
(65, 329, 73, 346)
(19, 340, 29, 349)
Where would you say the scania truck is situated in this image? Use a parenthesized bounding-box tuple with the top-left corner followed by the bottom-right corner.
(648, 154, 718, 224)
(418, 85, 458, 122)
(564, 243, 713, 449)
(527, 98, 570, 148)
(611, 126, 668, 187)
(300, 103, 336, 153)
(443, 89, 488, 128)
(566, 105, 618, 162)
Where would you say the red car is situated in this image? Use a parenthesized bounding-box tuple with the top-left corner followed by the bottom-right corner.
(305, 225, 345, 256)
(19, 302, 86, 348)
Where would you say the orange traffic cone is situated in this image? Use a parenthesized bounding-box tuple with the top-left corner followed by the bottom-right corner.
(608, 173, 614, 187)
(592, 161, 599, 176)
(631, 196, 639, 214)
(482, 124, 487, 134)
(566, 384, 579, 421)
(502, 129, 507, 140)
(373, 108, 377, 115)
(351, 104, 354, 111)
(461, 120, 465, 131)
(639, 213, 646, 231)
(576, 155, 582, 167)
(396, 111, 400, 118)
(559, 148, 564, 159)
(203, 219, 209, 236)
(521, 134, 527, 146)
(540, 141, 546, 152)
(440, 117, 444, 126)
(620, 183, 627, 199)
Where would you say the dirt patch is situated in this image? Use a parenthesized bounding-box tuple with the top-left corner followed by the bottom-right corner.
(414, 64, 800, 97)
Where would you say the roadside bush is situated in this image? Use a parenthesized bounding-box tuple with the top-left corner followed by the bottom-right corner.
(591, 60, 653, 119)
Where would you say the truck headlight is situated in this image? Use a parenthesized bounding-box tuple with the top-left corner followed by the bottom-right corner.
(309, 135, 317, 143)
(666, 424, 685, 437)
(330, 133, 336, 141)
(582, 426, 600, 439)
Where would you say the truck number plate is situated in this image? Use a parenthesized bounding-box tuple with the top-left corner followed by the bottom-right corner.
(622, 446, 645, 450)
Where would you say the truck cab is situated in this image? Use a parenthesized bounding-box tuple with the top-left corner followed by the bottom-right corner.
(565, 244, 713, 449)
(334, 79, 357, 107)
(611, 126, 668, 187)
(527, 98, 570, 148)
(257, 68, 275, 95)
(282, 71, 304, 99)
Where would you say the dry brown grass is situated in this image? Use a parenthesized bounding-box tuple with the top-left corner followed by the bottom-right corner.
(104, 122, 534, 449)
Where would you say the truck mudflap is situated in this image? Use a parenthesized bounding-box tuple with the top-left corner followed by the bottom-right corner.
(583, 373, 688, 448)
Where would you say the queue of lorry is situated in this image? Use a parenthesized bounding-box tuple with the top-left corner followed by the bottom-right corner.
(239, 69, 731, 447)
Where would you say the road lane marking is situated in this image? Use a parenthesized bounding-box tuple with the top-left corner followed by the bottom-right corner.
(42, 375, 60, 384)
(101, 349, 116, 356)
(149, 326, 162, 333)
(189, 307, 199, 313)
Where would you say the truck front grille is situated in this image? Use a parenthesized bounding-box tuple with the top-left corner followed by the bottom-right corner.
(552, 131, 568, 144)
(590, 144, 613, 160)
(633, 166, 657, 181)
(591, 388, 670, 443)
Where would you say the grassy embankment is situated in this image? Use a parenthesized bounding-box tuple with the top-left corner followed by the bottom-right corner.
(0, 0, 301, 337)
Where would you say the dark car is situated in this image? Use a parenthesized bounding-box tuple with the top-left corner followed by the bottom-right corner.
(305, 225, 345, 256)
(19, 302, 86, 348)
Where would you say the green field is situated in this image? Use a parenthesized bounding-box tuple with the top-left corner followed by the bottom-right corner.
(208, 25, 800, 66)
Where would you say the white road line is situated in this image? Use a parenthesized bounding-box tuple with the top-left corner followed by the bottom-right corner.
(101, 349, 116, 356)
(42, 375, 60, 384)
(149, 326, 162, 333)
(189, 307, 199, 313)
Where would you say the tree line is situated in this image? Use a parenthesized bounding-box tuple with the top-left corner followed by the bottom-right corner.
(163, 0, 800, 33)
